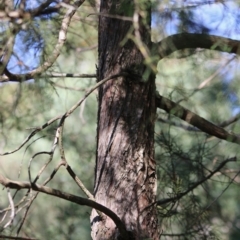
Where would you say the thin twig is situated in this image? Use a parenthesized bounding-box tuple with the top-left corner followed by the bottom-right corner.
(17, 120, 71, 235)
(28, 151, 51, 183)
(205, 170, 240, 210)
(8, 73, 127, 235)
(219, 112, 240, 127)
(156, 157, 236, 206)
(57, 115, 104, 218)
(19, 136, 46, 178)
(49, 81, 87, 91)
(16, 162, 64, 236)
(2, 0, 86, 82)
(0, 73, 127, 156)
(177, 56, 236, 104)
(0, 175, 130, 240)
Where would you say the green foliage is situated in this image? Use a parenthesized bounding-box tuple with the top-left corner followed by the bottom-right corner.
(0, 2, 98, 239)
(1, 0, 240, 239)
(155, 49, 240, 239)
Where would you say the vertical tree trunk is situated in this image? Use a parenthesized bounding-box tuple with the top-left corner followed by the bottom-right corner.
(91, 1, 159, 239)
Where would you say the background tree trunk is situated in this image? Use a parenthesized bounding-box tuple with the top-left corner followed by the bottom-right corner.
(91, 1, 159, 239)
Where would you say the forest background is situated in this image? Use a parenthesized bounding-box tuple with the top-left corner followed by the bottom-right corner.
(1, 0, 240, 239)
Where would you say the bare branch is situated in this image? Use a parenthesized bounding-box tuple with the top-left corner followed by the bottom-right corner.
(0, 175, 130, 240)
(0, 115, 61, 156)
(156, 93, 240, 145)
(16, 128, 61, 235)
(0, 235, 37, 240)
(0, 73, 131, 238)
(0, 73, 96, 82)
(0, 73, 127, 155)
(17, 116, 75, 234)
(153, 33, 240, 60)
(2, 0, 86, 82)
(57, 116, 94, 199)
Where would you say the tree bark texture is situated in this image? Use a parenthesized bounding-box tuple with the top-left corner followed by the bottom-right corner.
(91, 1, 159, 239)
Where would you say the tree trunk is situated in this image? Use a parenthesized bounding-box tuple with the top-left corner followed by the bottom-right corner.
(91, 1, 159, 239)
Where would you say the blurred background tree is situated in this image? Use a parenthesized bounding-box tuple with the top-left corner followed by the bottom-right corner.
(0, 0, 240, 239)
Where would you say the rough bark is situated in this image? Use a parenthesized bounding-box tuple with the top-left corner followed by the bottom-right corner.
(91, 0, 159, 239)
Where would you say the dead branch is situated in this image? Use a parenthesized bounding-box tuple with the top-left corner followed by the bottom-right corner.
(0, 73, 96, 82)
(156, 93, 240, 145)
(0, 175, 129, 240)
